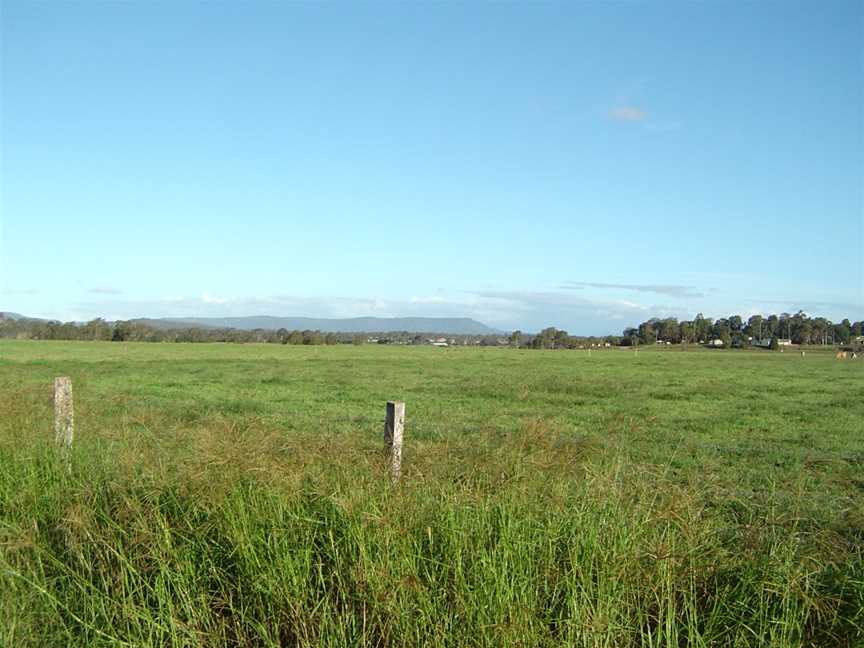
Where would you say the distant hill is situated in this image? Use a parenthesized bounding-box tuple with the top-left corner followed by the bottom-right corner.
(0, 312, 37, 321)
(132, 316, 501, 335)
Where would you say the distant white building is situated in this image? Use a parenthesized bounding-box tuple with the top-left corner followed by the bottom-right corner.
(751, 338, 793, 349)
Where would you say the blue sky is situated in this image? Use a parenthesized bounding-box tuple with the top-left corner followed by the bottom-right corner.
(1, 0, 862, 334)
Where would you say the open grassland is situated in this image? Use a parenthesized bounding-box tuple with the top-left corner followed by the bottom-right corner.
(1, 340, 862, 647)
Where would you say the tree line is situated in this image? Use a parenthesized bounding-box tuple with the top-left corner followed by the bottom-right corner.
(620, 311, 863, 348)
(506, 329, 620, 349)
(0, 316, 505, 346)
(0, 317, 347, 344)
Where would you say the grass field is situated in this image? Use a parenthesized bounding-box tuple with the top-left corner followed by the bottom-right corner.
(1, 340, 862, 646)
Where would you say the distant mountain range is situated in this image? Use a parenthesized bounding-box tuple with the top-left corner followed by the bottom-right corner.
(131, 316, 501, 335)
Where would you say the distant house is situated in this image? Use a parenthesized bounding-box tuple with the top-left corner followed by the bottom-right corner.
(708, 339, 724, 347)
(429, 337, 448, 347)
(751, 338, 793, 349)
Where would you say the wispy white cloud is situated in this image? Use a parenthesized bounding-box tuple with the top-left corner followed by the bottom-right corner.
(608, 78, 682, 132)
(739, 298, 863, 317)
(0, 288, 39, 295)
(201, 292, 229, 305)
(561, 281, 703, 299)
(410, 295, 447, 304)
(72, 294, 412, 322)
(87, 287, 123, 295)
(609, 106, 646, 122)
(466, 289, 651, 332)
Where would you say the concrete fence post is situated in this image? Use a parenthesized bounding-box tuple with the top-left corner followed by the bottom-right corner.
(384, 401, 405, 481)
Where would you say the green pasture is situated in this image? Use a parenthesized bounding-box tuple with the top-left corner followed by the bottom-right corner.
(1, 341, 862, 646)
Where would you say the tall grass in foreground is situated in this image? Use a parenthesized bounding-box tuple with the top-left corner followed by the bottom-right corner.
(2, 424, 862, 647)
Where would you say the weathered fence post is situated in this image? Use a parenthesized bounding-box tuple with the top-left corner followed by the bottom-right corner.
(54, 377, 74, 449)
(384, 401, 405, 482)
